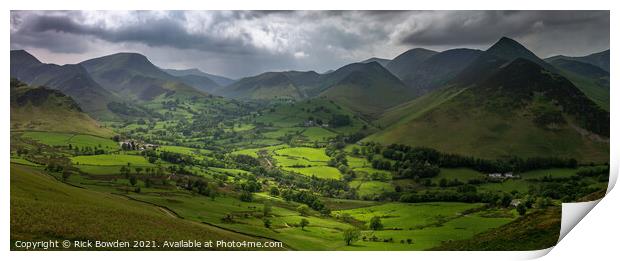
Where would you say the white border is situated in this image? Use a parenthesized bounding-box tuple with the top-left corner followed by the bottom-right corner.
(2, 1, 618, 261)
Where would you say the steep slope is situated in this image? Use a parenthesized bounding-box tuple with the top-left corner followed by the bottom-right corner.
(400, 48, 482, 95)
(10, 50, 120, 120)
(385, 48, 438, 81)
(432, 207, 561, 251)
(453, 37, 555, 86)
(10, 79, 115, 137)
(360, 57, 391, 67)
(549, 58, 610, 110)
(80, 53, 206, 100)
(10, 164, 271, 248)
(546, 49, 609, 72)
(367, 58, 609, 163)
(318, 62, 417, 117)
(164, 68, 236, 86)
(217, 71, 320, 100)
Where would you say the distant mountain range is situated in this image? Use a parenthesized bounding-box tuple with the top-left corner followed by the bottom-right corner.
(360, 57, 391, 67)
(80, 53, 207, 101)
(366, 37, 609, 162)
(9, 36, 610, 161)
(10, 50, 120, 120)
(546, 49, 609, 72)
(163, 68, 236, 90)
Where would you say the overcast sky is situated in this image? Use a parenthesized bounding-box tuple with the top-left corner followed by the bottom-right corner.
(10, 10, 610, 79)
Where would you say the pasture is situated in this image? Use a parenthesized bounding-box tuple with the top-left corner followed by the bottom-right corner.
(283, 166, 342, 179)
(20, 131, 118, 150)
(10, 164, 269, 249)
(71, 154, 154, 167)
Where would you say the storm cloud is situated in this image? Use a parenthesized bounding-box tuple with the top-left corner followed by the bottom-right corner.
(10, 10, 610, 78)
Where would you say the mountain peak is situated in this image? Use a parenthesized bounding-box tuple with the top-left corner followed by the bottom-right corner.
(10, 49, 42, 66)
(486, 37, 540, 62)
(386, 48, 438, 79)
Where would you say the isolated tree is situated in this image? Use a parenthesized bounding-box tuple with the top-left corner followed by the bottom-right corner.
(369, 216, 383, 231)
(517, 204, 527, 216)
(269, 186, 280, 196)
(297, 205, 310, 216)
(343, 228, 361, 246)
(135, 167, 143, 175)
(299, 218, 309, 230)
(263, 202, 273, 217)
(240, 191, 253, 202)
(129, 175, 137, 186)
(263, 218, 272, 229)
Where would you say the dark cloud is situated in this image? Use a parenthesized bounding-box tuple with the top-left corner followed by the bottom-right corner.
(399, 11, 609, 51)
(10, 10, 610, 78)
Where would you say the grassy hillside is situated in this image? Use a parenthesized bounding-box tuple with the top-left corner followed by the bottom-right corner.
(216, 71, 320, 100)
(319, 62, 416, 118)
(431, 207, 560, 250)
(549, 59, 609, 110)
(10, 50, 120, 120)
(10, 79, 115, 137)
(10, 164, 270, 249)
(80, 53, 207, 100)
(367, 59, 609, 163)
(385, 48, 437, 81)
(164, 68, 235, 86)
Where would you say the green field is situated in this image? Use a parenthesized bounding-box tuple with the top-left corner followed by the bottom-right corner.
(333, 202, 516, 250)
(283, 166, 342, 179)
(20, 131, 118, 150)
(71, 154, 154, 167)
(350, 180, 394, 198)
(275, 147, 330, 161)
(520, 168, 578, 179)
(10, 164, 272, 249)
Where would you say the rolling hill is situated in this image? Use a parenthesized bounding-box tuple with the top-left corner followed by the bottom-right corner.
(360, 57, 391, 67)
(164, 68, 236, 86)
(548, 58, 610, 110)
(318, 62, 416, 117)
(10, 50, 120, 120)
(80, 53, 207, 100)
(367, 38, 609, 163)
(216, 71, 321, 100)
(397, 48, 482, 95)
(216, 61, 416, 118)
(10, 79, 115, 137)
(10, 164, 271, 248)
(546, 49, 610, 72)
(385, 48, 438, 82)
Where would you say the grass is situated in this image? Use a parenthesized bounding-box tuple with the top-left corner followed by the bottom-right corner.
(158, 145, 210, 155)
(367, 87, 609, 163)
(283, 166, 342, 179)
(477, 179, 532, 194)
(10, 157, 41, 167)
(20, 131, 118, 150)
(349, 180, 394, 198)
(520, 168, 578, 179)
(302, 127, 337, 142)
(432, 207, 561, 250)
(71, 154, 154, 167)
(130, 192, 352, 250)
(276, 147, 330, 162)
(334, 202, 516, 250)
(10, 164, 269, 249)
